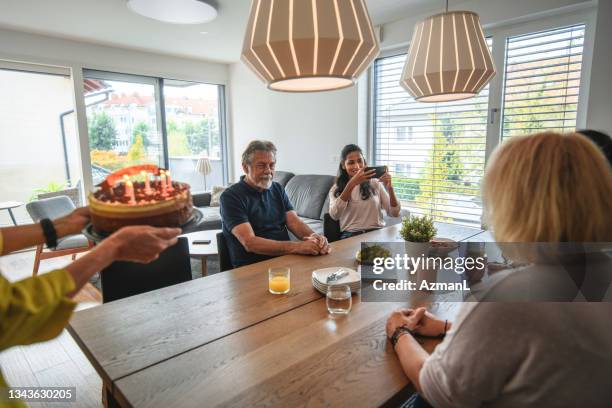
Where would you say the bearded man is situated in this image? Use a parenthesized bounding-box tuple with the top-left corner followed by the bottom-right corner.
(220, 140, 330, 268)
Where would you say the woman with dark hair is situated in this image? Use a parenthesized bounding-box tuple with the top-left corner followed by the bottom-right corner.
(328, 144, 401, 239)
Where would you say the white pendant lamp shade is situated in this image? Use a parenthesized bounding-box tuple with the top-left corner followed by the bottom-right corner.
(400, 11, 495, 102)
(241, 0, 379, 92)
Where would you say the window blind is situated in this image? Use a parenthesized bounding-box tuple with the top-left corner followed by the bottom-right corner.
(501, 24, 585, 137)
(373, 46, 491, 227)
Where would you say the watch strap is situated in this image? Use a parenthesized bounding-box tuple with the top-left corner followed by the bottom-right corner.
(40, 218, 58, 249)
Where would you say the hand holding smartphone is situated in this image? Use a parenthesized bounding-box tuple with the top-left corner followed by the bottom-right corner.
(364, 165, 387, 179)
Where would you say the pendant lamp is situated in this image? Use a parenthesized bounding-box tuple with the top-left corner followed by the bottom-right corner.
(400, 1, 495, 102)
(241, 0, 379, 92)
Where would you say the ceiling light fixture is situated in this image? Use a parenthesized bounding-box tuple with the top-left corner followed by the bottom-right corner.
(241, 0, 379, 92)
(399, 0, 495, 102)
(127, 0, 218, 25)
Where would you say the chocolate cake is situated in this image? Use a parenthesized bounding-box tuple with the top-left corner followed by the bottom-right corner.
(89, 165, 193, 233)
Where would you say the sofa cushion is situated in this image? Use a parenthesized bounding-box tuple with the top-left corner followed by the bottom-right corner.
(287, 217, 323, 240)
(210, 185, 226, 207)
(190, 206, 222, 232)
(192, 192, 212, 207)
(284, 175, 335, 220)
(300, 217, 323, 235)
(273, 171, 295, 187)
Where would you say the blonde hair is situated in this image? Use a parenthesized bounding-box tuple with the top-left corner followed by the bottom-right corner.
(483, 132, 612, 242)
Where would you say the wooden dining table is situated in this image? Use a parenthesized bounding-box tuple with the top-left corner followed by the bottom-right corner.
(68, 222, 484, 408)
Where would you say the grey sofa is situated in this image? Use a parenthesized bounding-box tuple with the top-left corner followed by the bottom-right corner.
(190, 171, 335, 235)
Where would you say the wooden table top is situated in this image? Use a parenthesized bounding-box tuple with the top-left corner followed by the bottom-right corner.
(68, 221, 483, 407)
(181, 229, 221, 256)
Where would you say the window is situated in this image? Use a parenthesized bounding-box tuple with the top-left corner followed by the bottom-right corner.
(501, 24, 585, 137)
(373, 22, 588, 227)
(164, 79, 225, 191)
(374, 50, 490, 226)
(0, 63, 83, 226)
(84, 72, 164, 185)
(394, 163, 412, 177)
(83, 70, 227, 189)
(395, 126, 413, 142)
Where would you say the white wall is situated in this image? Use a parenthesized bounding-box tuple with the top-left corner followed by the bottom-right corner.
(379, 0, 594, 50)
(228, 62, 358, 179)
(0, 28, 228, 84)
(586, 0, 612, 134)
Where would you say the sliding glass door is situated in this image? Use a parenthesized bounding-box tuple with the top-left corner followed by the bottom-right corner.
(0, 62, 82, 226)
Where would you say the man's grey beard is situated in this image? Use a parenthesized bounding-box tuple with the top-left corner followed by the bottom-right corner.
(256, 176, 273, 189)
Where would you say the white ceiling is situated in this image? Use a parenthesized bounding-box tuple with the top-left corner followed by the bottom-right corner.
(0, 0, 449, 63)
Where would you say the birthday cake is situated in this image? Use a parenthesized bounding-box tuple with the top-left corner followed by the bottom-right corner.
(89, 165, 193, 233)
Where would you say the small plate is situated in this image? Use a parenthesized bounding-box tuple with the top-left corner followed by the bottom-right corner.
(83, 208, 203, 243)
(311, 278, 360, 295)
(312, 266, 360, 286)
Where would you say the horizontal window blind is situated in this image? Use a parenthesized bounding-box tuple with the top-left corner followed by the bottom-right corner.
(502, 24, 585, 138)
(373, 43, 491, 227)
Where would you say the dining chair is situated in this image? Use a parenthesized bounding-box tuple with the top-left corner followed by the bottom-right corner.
(100, 237, 192, 303)
(323, 213, 341, 243)
(216, 232, 232, 272)
(26, 195, 93, 275)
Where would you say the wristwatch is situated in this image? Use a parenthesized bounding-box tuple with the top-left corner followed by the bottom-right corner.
(390, 325, 414, 349)
(40, 218, 58, 249)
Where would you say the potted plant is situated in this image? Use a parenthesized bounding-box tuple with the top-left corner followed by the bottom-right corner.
(400, 215, 437, 285)
(399, 214, 437, 243)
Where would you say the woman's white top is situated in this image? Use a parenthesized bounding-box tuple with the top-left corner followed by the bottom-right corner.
(419, 262, 612, 407)
(328, 179, 401, 232)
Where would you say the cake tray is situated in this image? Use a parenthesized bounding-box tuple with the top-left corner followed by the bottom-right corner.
(82, 208, 203, 243)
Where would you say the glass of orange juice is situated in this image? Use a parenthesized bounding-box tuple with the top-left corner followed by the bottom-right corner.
(268, 267, 290, 294)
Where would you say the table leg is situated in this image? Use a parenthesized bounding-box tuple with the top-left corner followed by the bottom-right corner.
(7, 208, 17, 225)
(102, 384, 122, 408)
(201, 256, 208, 277)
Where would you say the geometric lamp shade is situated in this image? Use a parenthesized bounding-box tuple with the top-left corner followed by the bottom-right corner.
(400, 11, 495, 102)
(241, 0, 379, 92)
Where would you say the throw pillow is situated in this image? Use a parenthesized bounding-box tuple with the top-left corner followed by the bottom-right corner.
(210, 185, 226, 207)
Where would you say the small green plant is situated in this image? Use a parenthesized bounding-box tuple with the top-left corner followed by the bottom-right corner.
(29, 181, 66, 202)
(400, 215, 437, 242)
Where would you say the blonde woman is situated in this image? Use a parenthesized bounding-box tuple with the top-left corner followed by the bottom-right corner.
(385, 132, 612, 407)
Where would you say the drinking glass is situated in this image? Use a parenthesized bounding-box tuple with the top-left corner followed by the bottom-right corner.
(326, 285, 352, 315)
(268, 267, 290, 294)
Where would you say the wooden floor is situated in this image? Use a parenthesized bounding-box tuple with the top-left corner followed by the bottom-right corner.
(0, 249, 104, 408)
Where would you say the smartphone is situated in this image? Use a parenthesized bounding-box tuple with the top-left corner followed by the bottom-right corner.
(193, 240, 211, 245)
(364, 165, 387, 179)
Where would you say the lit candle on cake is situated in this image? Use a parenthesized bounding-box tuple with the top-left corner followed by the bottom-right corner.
(166, 170, 174, 192)
(141, 170, 152, 194)
(160, 170, 168, 196)
(123, 175, 130, 198)
(126, 180, 136, 204)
